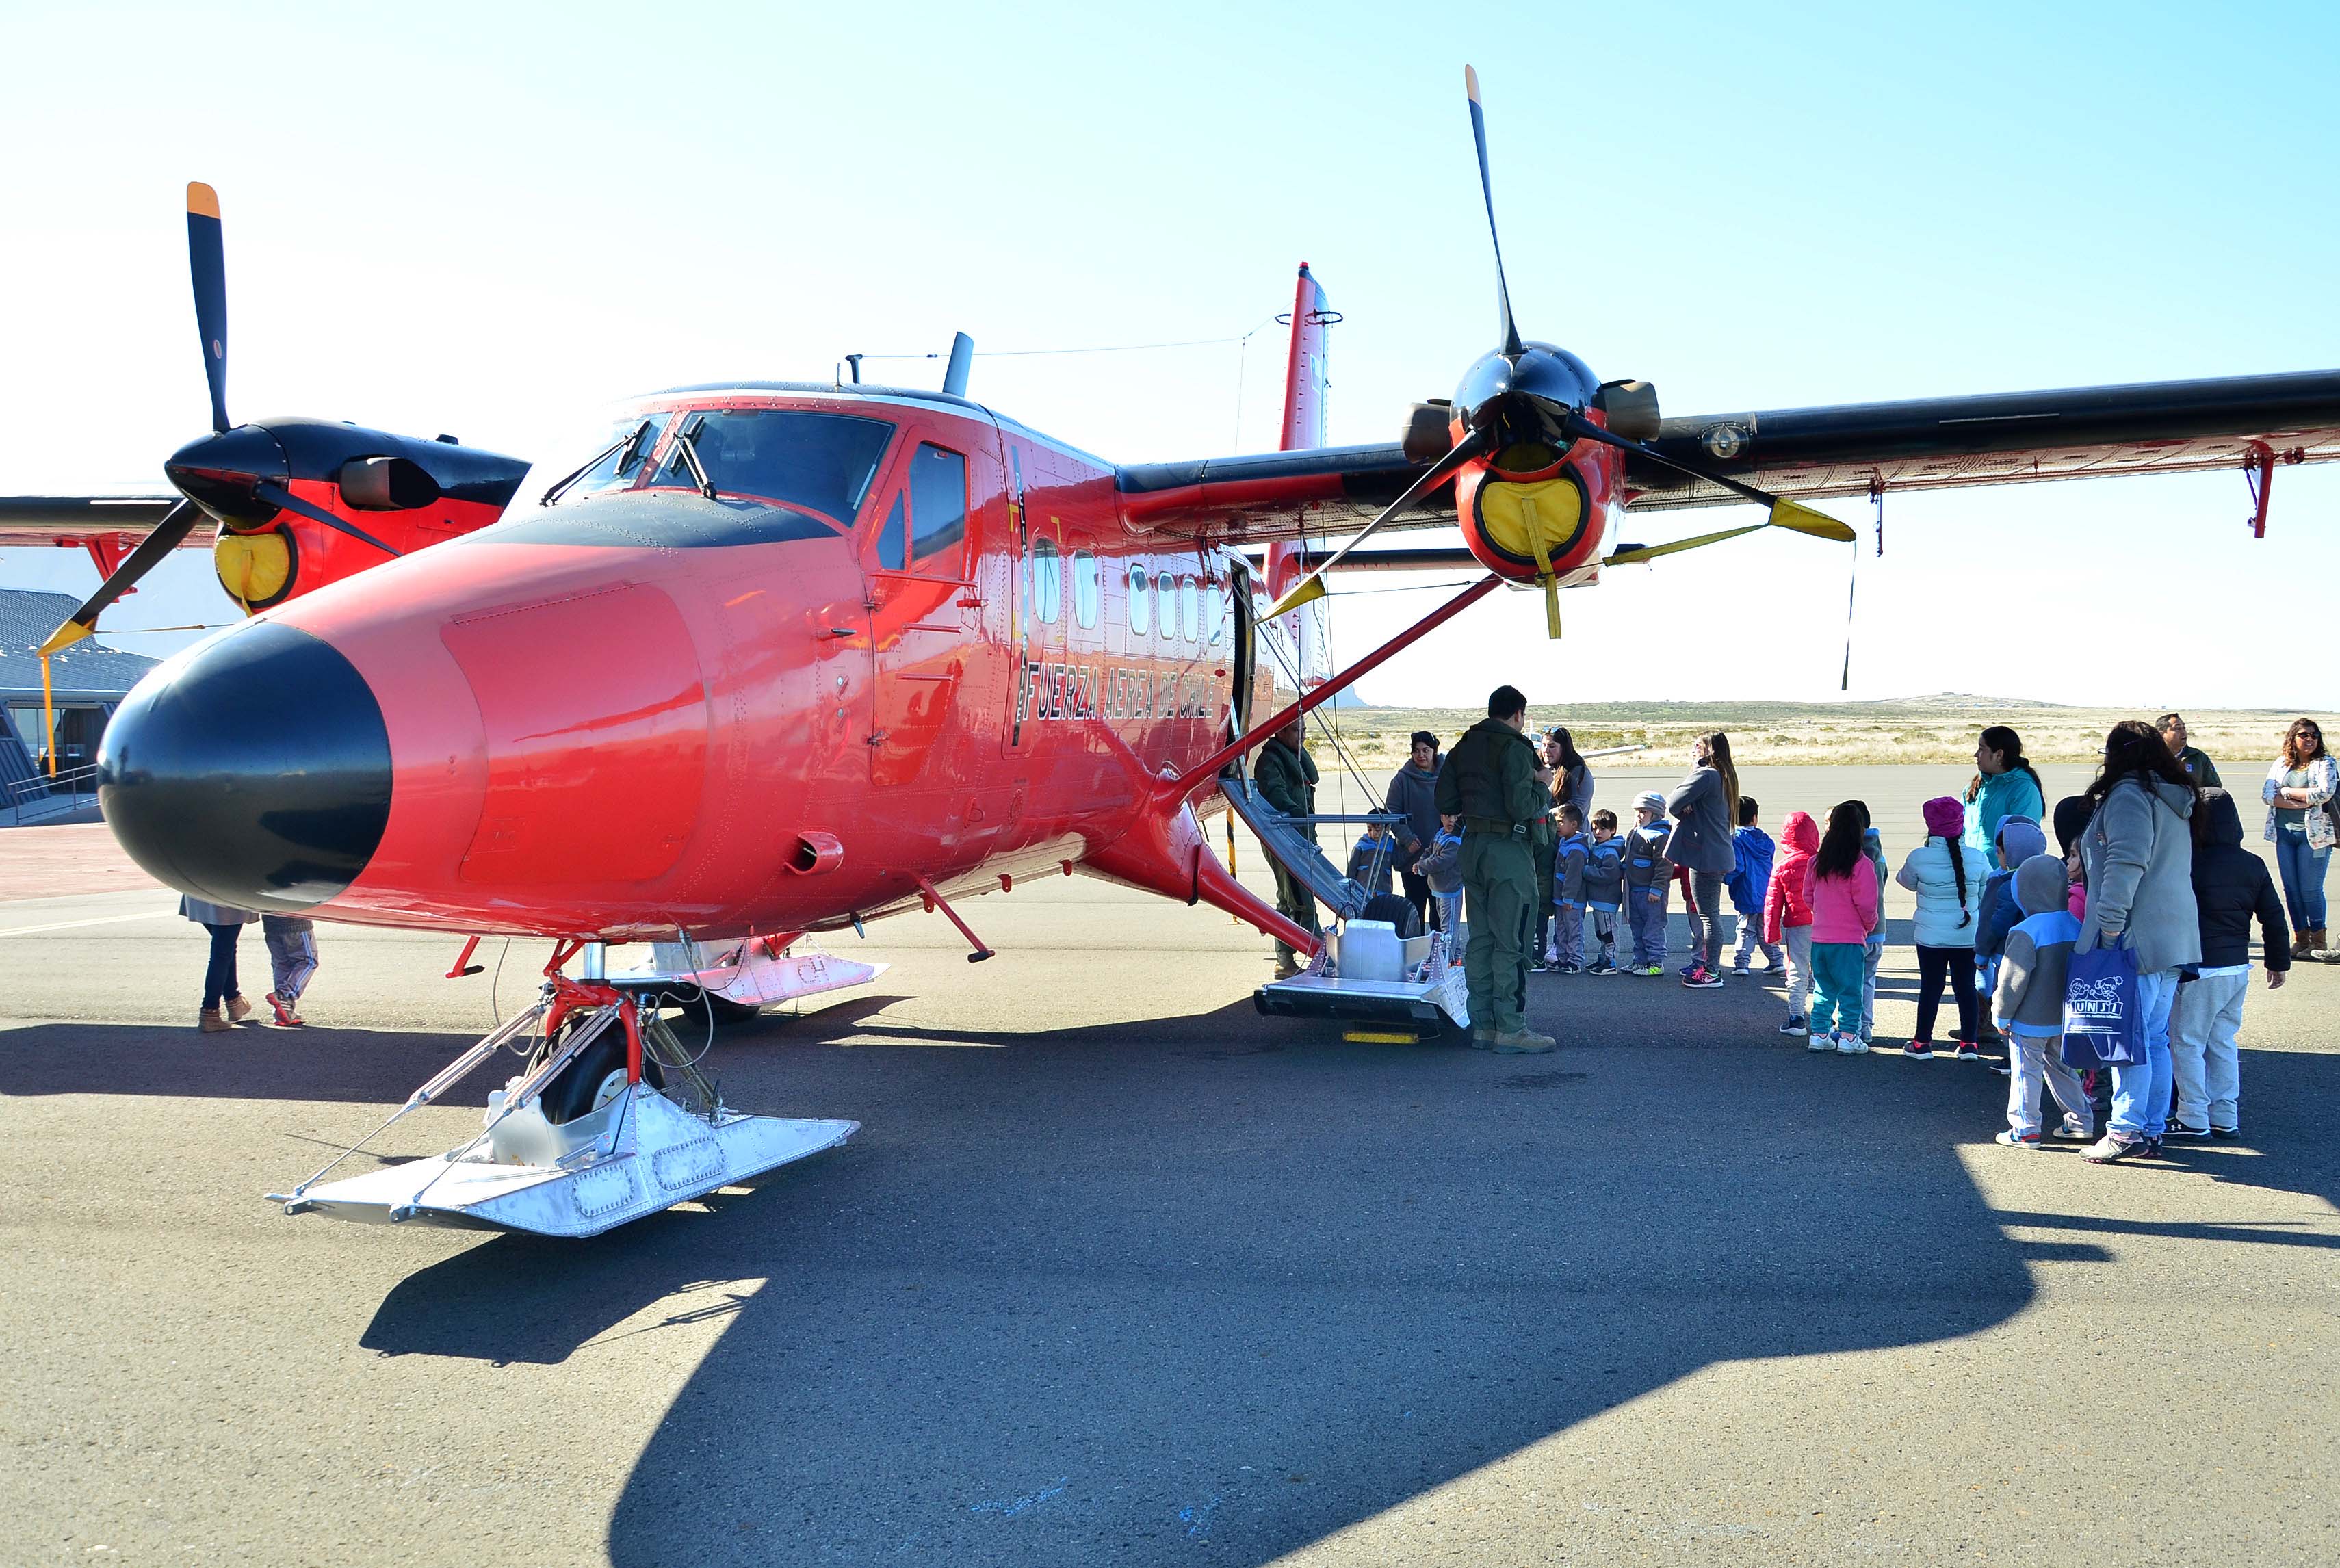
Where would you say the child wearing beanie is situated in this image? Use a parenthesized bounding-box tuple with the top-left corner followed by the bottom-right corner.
(1623, 789, 1674, 976)
(1895, 794, 1992, 1060)
(1973, 813, 2048, 1064)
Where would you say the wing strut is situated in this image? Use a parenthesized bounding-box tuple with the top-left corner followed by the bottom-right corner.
(1174, 572, 1503, 797)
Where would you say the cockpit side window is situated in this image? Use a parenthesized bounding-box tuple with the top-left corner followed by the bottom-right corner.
(643, 409, 896, 525)
(908, 443, 968, 568)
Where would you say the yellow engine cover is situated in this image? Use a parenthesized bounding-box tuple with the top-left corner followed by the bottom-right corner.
(1475, 471, 1586, 566)
(214, 526, 294, 610)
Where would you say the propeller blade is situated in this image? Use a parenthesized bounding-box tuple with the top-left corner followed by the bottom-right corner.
(1602, 523, 1766, 568)
(1266, 430, 1486, 618)
(187, 182, 229, 434)
(1462, 66, 1522, 357)
(1563, 412, 1856, 543)
(39, 499, 203, 655)
(252, 480, 403, 558)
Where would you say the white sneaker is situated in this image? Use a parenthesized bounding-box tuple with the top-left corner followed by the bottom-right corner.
(1836, 1035, 1869, 1055)
(1806, 1032, 1836, 1053)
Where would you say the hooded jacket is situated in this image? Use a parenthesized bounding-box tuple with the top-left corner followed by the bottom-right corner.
(1416, 826, 1465, 896)
(1662, 763, 1736, 876)
(1384, 757, 1442, 854)
(1897, 836, 1990, 949)
(1624, 818, 1674, 893)
(1964, 768, 2046, 857)
(1256, 737, 1318, 843)
(1346, 832, 1396, 898)
(1975, 815, 2047, 962)
(2078, 772, 2202, 974)
(1728, 824, 1776, 915)
(2191, 788, 2291, 971)
(1991, 854, 2081, 1036)
(1804, 850, 1881, 945)
(1581, 833, 1625, 911)
(1555, 831, 1591, 904)
(1763, 812, 1820, 943)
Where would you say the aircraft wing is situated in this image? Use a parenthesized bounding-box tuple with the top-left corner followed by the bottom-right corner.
(0, 496, 187, 549)
(1115, 443, 1448, 544)
(1626, 368, 2340, 512)
(1117, 368, 2340, 542)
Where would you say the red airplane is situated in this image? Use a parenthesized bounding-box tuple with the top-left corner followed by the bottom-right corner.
(48, 70, 2340, 1231)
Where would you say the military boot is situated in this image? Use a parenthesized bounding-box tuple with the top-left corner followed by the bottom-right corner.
(1492, 1027, 1557, 1055)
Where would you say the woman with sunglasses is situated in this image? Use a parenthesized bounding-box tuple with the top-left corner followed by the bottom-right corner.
(2262, 718, 2340, 958)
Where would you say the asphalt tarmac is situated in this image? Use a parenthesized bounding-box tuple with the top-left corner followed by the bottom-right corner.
(5, 764, 2337, 1566)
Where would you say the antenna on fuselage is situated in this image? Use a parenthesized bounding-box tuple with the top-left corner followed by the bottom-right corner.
(941, 332, 974, 398)
(842, 353, 866, 384)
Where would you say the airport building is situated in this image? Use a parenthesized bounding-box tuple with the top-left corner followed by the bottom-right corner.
(0, 588, 160, 820)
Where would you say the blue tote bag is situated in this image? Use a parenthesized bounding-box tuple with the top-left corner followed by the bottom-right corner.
(2062, 935, 2146, 1068)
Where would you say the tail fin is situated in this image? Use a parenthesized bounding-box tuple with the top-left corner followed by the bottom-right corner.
(1278, 262, 1334, 453)
(1266, 263, 1340, 690)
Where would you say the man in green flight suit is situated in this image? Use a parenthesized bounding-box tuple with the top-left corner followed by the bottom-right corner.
(1255, 718, 1323, 978)
(1435, 685, 1557, 1053)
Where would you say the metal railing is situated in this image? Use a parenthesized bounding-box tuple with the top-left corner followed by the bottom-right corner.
(4, 762, 101, 822)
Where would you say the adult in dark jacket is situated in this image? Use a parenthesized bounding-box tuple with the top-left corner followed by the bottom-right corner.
(2168, 788, 2289, 1138)
(2158, 712, 2222, 789)
(2077, 720, 2202, 1162)
(1664, 731, 1740, 986)
(1435, 685, 1555, 1053)
(1255, 720, 1321, 978)
(1386, 731, 1444, 932)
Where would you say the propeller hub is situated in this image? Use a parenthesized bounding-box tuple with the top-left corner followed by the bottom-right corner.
(1455, 342, 1600, 458)
(166, 424, 288, 526)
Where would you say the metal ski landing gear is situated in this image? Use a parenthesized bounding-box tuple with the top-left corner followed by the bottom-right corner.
(269, 945, 857, 1238)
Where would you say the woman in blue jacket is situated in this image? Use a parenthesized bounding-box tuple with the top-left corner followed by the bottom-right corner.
(1963, 726, 2046, 859)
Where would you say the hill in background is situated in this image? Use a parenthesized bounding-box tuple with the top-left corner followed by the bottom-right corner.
(1284, 696, 2306, 772)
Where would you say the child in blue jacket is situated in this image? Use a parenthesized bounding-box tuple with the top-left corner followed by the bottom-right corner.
(1550, 803, 1589, 972)
(1581, 809, 1626, 974)
(1624, 792, 1674, 976)
(1728, 796, 1781, 975)
(1414, 815, 1466, 938)
(1347, 821, 1396, 898)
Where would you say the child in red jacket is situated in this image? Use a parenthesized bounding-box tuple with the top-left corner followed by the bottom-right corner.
(1764, 810, 1820, 1034)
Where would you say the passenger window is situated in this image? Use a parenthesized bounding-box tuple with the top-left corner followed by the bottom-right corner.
(1071, 550, 1100, 629)
(909, 443, 967, 566)
(1126, 565, 1151, 636)
(1206, 584, 1225, 644)
(1179, 576, 1200, 642)
(1031, 539, 1062, 625)
(874, 494, 907, 570)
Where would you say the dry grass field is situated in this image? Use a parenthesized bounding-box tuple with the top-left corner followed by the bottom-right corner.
(1292, 693, 2315, 774)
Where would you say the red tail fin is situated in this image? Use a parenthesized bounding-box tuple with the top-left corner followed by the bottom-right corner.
(1278, 261, 1333, 454)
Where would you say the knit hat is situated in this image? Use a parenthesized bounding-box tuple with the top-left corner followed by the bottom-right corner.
(1992, 813, 2046, 866)
(2052, 795, 2094, 854)
(1633, 789, 1665, 812)
(1921, 795, 1965, 839)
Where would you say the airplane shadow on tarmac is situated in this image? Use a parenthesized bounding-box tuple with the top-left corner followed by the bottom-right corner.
(333, 993, 2340, 1568)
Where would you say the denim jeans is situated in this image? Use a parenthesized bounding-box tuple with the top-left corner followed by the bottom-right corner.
(202, 923, 242, 1010)
(2109, 967, 2181, 1138)
(1732, 909, 1781, 970)
(2274, 826, 2329, 930)
(1861, 937, 1884, 1038)
(1628, 887, 1668, 967)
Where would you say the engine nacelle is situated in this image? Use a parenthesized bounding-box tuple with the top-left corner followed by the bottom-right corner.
(1453, 439, 1624, 586)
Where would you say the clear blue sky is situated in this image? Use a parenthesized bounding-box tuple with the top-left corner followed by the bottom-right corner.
(4, 1, 2335, 708)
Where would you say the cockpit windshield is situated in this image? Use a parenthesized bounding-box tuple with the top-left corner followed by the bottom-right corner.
(642, 409, 895, 525)
(548, 412, 671, 503)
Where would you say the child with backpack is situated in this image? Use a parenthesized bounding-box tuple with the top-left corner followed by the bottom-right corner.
(1729, 796, 1782, 976)
(1805, 801, 1881, 1052)
(1896, 795, 1990, 1061)
(1550, 803, 1589, 973)
(1988, 853, 2096, 1146)
(1581, 809, 1625, 974)
(1764, 810, 1819, 1034)
(1624, 791, 1674, 976)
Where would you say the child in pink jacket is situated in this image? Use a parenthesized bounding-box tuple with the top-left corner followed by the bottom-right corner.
(1803, 801, 1883, 1052)
(1764, 811, 1821, 1034)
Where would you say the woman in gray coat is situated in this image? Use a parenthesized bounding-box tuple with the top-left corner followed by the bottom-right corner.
(2075, 721, 2202, 1163)
(1665, 731, 1741, 987)
(181, 895, 258, 1032)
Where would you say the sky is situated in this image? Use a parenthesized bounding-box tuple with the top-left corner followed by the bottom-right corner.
(3, 0, 2336, 709)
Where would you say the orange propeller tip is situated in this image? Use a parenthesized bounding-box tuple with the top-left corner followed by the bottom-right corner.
(186, 181, 220, 219)
(1464, 64, 1480, 102)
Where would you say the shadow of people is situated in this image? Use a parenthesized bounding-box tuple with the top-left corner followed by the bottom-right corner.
(356, 997, 2046, 1566)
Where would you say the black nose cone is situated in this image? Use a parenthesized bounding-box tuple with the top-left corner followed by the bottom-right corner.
(98, 621, 391, 911)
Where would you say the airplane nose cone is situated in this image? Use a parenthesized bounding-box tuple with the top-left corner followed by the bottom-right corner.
(97, 621, 391, 911)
